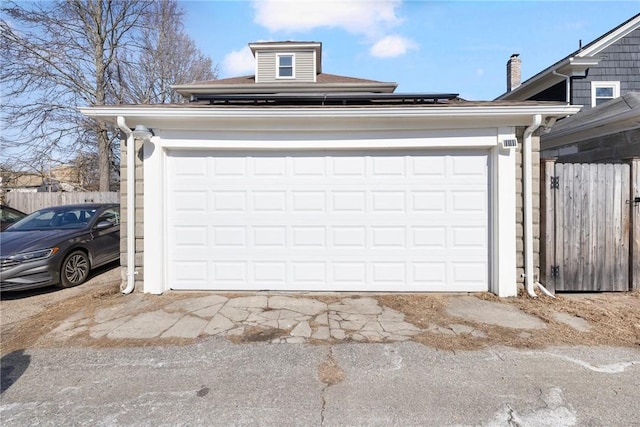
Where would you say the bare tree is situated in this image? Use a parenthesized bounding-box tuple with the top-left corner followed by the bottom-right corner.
(121, 0, 218, 104)
(1, 0, 217, 190)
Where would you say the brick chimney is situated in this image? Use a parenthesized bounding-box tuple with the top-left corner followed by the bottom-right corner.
(507, 54, 521, 92)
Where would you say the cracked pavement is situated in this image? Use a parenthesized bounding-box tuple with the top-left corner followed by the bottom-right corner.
(2, 342, 638, 426)
(48, 295, 426, 344)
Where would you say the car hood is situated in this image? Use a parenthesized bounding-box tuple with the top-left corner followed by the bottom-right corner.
(0, 229, 85, 256)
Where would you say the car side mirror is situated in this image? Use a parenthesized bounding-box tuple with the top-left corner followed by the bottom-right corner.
(95, 220, 114, 229)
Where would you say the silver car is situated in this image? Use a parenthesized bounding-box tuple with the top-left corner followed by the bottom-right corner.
(1, 203, 120, 291)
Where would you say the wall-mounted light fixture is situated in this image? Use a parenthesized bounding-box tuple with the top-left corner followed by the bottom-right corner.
(131, 124, 154, 140)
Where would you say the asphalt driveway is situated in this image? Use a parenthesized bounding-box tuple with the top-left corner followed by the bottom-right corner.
(1, 267, 639, 426)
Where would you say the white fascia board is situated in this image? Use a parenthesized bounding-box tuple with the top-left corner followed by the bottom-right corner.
(81, 105, 581, 123)
(159, 135, 497, 150)
(576, 15, 640, 57)
(81, 105, 582, 136)
(249, 41, 322, 53)
(172, 82, 396, 96)
(556, 57, 603, 76)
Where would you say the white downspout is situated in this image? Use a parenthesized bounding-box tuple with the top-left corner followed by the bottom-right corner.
(116, 116, 136, 294)
(523, 114, 542, 297)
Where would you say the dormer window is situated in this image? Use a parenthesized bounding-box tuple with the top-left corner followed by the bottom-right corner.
(277, 54, 294, 78)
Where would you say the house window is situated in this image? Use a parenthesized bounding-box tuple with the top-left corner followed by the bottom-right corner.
(591, 81, 620, 107)
(277, 54, 294, 78)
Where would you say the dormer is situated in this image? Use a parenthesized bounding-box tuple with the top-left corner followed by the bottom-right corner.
(171, 40, 398, 98)
(249, 41, 322, 83)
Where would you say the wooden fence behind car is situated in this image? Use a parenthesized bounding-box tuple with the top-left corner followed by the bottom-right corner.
(4, 192, 120, 214)
(541, 159, 639, 292)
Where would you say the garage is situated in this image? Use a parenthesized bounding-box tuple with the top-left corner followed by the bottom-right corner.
(166, 149, 489, 292)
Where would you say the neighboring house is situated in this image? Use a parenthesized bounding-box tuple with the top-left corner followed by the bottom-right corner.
(496, 13, 640, 162)
(496, 15, 640, 293)
(497, 13, 639, 108)
(0, 165, 83, 195)
(81, 41, 580, 297)
(0, 172, 43, 193)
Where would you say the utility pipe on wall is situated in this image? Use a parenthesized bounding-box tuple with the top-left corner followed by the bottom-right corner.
(523, 114, 542, 297)
(116, 116, 136, 294)
(552, 70, 571, 104)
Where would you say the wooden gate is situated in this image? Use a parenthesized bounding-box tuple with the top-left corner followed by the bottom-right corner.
(541, 160, 640, 292)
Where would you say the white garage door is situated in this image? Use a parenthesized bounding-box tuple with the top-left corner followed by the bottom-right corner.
(166, 149, 488, 292)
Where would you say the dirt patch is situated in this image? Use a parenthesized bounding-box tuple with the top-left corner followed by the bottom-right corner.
(318, 350, 345, 386)
(378, 290, 640, 351)
(229, 326, 290, 343)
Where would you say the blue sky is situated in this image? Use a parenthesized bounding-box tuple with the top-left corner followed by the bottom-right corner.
(179, 0, 639, 100)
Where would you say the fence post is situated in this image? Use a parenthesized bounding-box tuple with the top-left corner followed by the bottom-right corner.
(540, 158, 557, 293)
(629, 158, 640, 291)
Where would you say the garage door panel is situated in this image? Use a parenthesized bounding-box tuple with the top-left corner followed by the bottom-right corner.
(167, 150, 488, 292)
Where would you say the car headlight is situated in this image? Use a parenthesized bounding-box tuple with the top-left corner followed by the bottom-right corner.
(9, 247, 60, 262)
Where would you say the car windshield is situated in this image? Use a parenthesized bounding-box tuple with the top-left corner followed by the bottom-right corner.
(8, 207, 98, 231)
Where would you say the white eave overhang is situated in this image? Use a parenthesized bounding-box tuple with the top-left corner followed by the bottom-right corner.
(80, 104, 582, 132)
(172, 82, 398, 97)
(497, 56, 602, 101)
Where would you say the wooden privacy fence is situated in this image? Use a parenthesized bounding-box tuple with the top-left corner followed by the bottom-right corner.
(541, 159, 640, 292)
(4, 192, 120, 214)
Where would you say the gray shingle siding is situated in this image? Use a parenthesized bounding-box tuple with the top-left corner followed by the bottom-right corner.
(572, 29, 640, 109)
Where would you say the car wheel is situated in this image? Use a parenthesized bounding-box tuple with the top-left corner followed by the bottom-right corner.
(58, 250, 90, 288)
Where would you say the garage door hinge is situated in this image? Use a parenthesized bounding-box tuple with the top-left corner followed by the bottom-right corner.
(550, 176, 559, 189)
(550, 266, 560, 279)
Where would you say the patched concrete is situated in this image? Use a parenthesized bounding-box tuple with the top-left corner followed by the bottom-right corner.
(446, 296, 548, 330)
(329, 297, 383, 315)
(106, 310, 183, 339)
(165, 295, 228, 313)
(161, 314, 208, 338)
(225, 295, 268, 309)
(290, 321, 312, 338)
(269, 296, 327, 315)
(551, 312, 592, 332)
(203, 314, 236, 335)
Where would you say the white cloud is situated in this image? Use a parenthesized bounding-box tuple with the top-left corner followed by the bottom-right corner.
(369, 35, 417, 58)
(222, 46, 255, 76)
(252, 0, 402, 36)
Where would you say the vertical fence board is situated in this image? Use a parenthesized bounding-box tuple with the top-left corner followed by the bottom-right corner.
(579, 165, 589, 290)
(582, 165, 599, 290)
(570, 164, 582, 289)
(556, 164, 566, 290)
(612, 166, 623, 290)
(617, 164, 630, 291)
(595, 164, 606, 290)
(604, 165, 615, 289)
(631, 159, 640, 290)
(541, 159, 556, 292)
